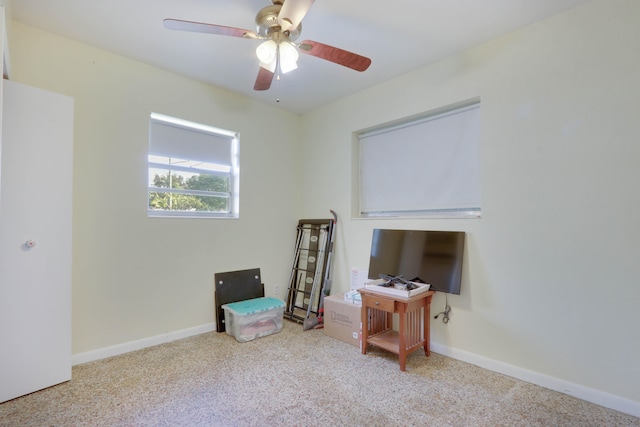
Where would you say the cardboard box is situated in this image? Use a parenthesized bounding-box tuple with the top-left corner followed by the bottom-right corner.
(323, 293, 362, 348)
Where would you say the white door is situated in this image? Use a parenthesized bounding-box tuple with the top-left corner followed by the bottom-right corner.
(0, 80, 73, 403)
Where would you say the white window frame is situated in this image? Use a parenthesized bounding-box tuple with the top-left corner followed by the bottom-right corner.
(355, 99, 481, 219)
(147, 113, 240, 218)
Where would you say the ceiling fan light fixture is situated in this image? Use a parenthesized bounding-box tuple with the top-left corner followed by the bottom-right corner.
(256, 40, 278, 70)
(278, 41, 299, 74)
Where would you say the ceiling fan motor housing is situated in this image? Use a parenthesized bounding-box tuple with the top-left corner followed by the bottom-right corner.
(255, 3, 301, 41)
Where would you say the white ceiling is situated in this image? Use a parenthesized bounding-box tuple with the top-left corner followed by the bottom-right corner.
(9, 0, 591, 114)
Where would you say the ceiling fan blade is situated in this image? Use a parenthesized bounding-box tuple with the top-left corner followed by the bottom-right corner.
(278, 0, 315, 31)
(163, 19, 258, 39)
(254, 66, 275, 91)
(298, 40, 371, 72)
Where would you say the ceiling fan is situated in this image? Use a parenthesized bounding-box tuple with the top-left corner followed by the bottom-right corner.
(164, 0, 372, 91)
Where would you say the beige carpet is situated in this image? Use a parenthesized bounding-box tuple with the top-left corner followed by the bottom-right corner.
(1, 321, 638, 427)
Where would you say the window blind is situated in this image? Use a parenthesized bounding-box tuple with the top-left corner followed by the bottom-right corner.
(149, 117, 233, 166)
(358, 103, 481, 217)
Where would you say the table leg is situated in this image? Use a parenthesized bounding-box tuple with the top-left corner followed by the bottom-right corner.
(424, 300, 431, 357)
(361, 305, 368, 355)
(399, 352, 407, 371)
(398, 303, 407, 370)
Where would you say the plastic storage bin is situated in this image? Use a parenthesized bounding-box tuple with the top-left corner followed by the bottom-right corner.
(221, 297, 285, 342)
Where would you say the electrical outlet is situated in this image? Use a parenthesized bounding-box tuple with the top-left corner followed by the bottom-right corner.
(274, 284, 280, 295)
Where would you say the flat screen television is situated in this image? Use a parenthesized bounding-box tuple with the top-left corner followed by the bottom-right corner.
(367, 229, 465, 294)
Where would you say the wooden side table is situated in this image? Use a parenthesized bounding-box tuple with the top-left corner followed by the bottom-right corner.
(358, 288, 435, 371)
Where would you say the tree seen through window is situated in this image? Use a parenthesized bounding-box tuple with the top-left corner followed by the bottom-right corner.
(148, 172, 229, 212)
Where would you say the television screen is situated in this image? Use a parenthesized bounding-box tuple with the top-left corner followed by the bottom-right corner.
(367, 229, 465, 294)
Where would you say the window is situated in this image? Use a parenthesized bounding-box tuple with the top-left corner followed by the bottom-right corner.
(148, 113, 239, 218)
(356, 100, 481, 218)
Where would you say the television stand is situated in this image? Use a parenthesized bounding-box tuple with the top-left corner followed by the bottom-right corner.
(358, 288, 435, 371)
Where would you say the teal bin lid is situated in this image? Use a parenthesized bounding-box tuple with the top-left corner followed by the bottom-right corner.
(222, 297, 284, 315)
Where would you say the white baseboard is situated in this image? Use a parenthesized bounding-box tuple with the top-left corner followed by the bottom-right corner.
(72, 322, 217, 366)
(430, 342, 640, 418)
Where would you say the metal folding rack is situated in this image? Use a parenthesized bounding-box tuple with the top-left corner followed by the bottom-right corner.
(283, 217, 334, 326)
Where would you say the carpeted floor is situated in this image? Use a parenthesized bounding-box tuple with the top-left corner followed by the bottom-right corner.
(1, 321, 638, 427)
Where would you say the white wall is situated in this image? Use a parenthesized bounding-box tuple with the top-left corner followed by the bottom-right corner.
(301, 0, 640, 415)
(8, 22, 302, 355)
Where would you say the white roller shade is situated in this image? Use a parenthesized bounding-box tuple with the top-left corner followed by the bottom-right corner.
(359, 103, 481, 217)
(149, 115, 234, 166)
